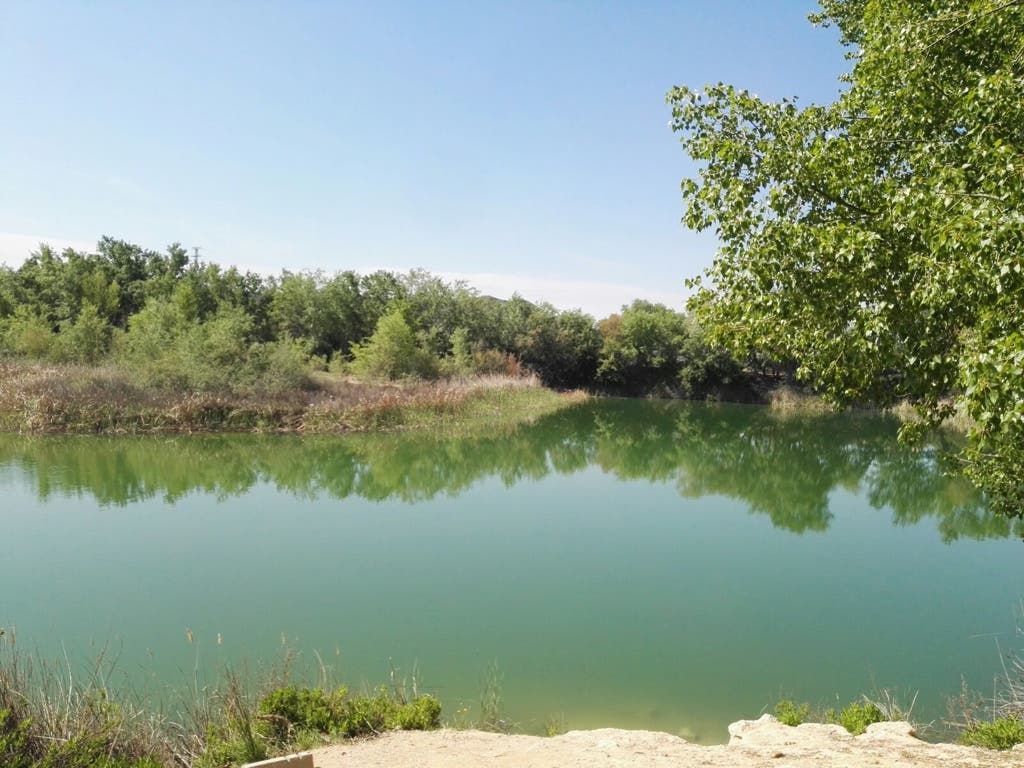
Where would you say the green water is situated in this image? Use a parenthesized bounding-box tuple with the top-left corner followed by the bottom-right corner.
(1, 399, 1022, 743)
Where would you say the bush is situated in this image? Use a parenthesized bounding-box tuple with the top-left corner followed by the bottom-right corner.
(392, 694, 441, 731)
(350, 310, 438, 380)
(774, 699, 809, 726)
(830, 700, 884, 735)
(248, 337, 313, 393)
(52, 303, 114, 364)
(1, 310, 55, 359)
(0, 707, 33, 768)
(959, 717, 1024, 750)
(257, 686, 347, 742)
(256, 685, 441, 743)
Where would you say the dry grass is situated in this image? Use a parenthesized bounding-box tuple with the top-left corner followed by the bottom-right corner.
(767, 386, 835, 415)
(884, 399, 976, 435)
(0, 640, 194, 767)
(0, 361, 578, 435)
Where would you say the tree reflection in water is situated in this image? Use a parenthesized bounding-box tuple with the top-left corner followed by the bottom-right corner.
(0, 400, 1015, 542)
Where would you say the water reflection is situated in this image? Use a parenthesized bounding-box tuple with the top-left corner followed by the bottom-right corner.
(0, 400, 1014, 541)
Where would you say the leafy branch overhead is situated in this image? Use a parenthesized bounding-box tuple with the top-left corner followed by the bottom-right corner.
(668, 0, 1024, 515)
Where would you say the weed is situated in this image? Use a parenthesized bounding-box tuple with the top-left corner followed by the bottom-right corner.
(478, 661, 506, 732)
(829, 700, 884, 735)
(543, 712, 567, 737)
(959, 717, 1024, 750)
(773, 699, 809, 726)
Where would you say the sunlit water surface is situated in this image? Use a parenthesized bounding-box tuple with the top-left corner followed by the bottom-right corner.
(2, 400, 1022, 743)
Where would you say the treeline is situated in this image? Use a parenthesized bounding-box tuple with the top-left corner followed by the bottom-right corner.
(0, 237, 759, 397)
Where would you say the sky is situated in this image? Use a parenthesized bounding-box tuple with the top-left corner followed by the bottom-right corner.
(0, 1, 847, 319)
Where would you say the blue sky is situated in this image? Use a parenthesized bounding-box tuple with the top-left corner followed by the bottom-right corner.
(0, 1, 846, 318)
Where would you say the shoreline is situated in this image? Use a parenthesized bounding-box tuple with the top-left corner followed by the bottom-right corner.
(0, 361, 582, 435)
(309, 718, 1024, 767)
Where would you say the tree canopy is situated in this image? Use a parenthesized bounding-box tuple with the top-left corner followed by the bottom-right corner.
(668, 0, 1024, 514)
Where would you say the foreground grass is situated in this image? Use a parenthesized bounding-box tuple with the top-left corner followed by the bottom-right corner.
(772, 695, 910, 735)
(0, 361, 582, 435)
(773, 686, 1024, 751)
(0, 647, 441, 768)
(4, 642, 1023, 768)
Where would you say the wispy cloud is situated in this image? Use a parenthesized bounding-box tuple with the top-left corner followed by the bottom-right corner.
(440, 270, 688, 319)
(0, 232, 96, 266)
(354, 265, 688, 319)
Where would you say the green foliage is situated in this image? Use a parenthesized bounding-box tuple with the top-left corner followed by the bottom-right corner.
(255, 684, 440, 744)
(53, 303, 114, 364)
(1, 309, 55, 359)
(392, 694, 442, 731)
(668, 0, 1024, 513)
(543, 713, 567, 737)
(515, 306, 600, 388)
(478, 661, 506, 732)
(257, 686, 347, 742)
(0, 708, 33, 768)
(829, 700, 884, 735)
(446, 327, 474, 376)
(959, 717, 1024, 750)
(775, 697, 890, 735)
(350, 309, 438, 380)
(773, 699, 809, 727)
(35, 735, 161, 768)
(196, 724, 264, 768)
(247, 337, 314, 393)
(0, 696, 164, 768)
(596, 301, 740, 396)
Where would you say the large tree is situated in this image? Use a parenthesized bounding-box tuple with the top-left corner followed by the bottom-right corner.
(668, 0, 1024, 514)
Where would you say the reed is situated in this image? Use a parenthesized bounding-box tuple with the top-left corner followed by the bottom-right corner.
(0, 361, 579, 435)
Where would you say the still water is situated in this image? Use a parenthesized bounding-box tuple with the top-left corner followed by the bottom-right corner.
(1, 400, 1021, 743)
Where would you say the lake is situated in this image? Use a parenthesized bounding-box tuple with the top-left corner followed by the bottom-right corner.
(1, 399, 1021, 743)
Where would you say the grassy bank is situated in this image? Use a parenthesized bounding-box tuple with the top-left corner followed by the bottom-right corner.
(0, 361, 582, 435)
(767, 385, 976, 436)
(3, 644, 1023, 768)
(0, 645, 442, 768)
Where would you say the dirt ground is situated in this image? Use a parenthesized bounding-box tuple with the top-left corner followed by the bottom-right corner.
(308, 715, 1024, 767)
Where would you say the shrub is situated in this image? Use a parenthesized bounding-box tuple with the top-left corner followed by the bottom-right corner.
(257, 686, 347, 742)
(959, 717, 1024, 750)
(255, 684, 441, 743)
(350, 310, 438, 380)
(392, 694, 441, 731)
(1, 310, 55, 359)
(774, 699, 809, 727)
(248, 337, 313, 393)
(446, 327, 473, 376)
(0, 707, 33, 768)
(832, 700, 884, 735)
(52, 302, 114, 364)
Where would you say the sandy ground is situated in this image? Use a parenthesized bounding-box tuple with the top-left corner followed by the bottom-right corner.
(308, 716, 1023, 768)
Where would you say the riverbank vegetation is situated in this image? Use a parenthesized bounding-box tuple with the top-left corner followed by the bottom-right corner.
(0, 645, 440, 768)
(3, 641, 1023, 768)
(0, 358, 572, 435)
(0, 240, 754, 402)
(0, 226, 1017, 513)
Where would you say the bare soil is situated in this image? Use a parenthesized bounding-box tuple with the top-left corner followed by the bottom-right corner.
(310, 716, 1023, 768)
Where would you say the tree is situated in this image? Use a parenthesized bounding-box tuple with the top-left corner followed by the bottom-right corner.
(667, 0, 1024, 514)
(596, 301, 692, 393)
(514, 305, 600, 388)
(349, 309, 437, 380)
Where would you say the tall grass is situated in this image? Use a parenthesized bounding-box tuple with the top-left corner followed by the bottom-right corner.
(948, 629, 1024, 750)
(0, 641, 442, 768)
(0, 360, 578, 435)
